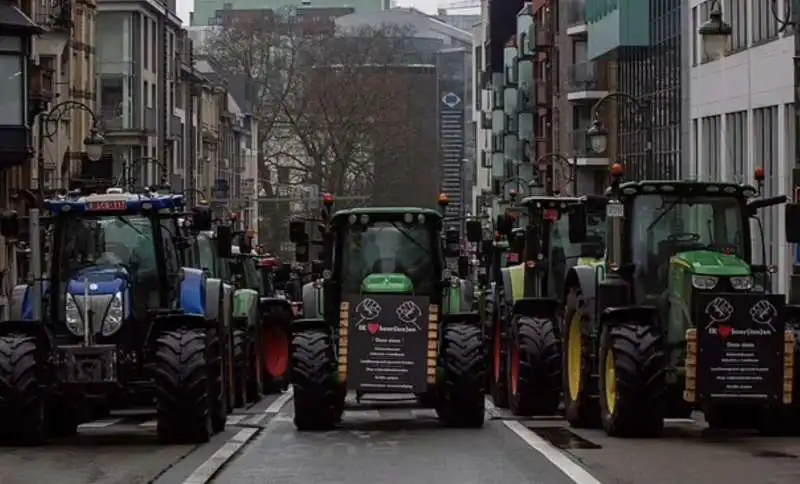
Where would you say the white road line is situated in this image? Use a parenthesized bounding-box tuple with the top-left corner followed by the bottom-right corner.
(241, 414, 266, 427)
(139, 420, 157, 429)
(181, 428, 258, 484)
(226, 415, 247, 425)
(78, 418, 123, 429)
(486, 399, 603, 484)
(264, 387, 294, 415)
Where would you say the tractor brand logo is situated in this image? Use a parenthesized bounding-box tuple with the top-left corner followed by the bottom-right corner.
(353, 298, 423, 335)
(749, 299, 778, 332)
(704, 297, 733, 330)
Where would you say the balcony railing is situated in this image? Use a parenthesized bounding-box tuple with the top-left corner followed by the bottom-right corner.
(100, 104, 137, 131)
(570, 129, 605, 157)
(567, 61, 599, 90)
(566, 0, 586, 26)
(34, 0, 72, 30)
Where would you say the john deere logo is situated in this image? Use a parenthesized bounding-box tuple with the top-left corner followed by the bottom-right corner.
(442, 92, 461, 107)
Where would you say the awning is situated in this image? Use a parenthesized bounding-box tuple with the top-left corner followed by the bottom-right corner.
(0, 2, 41, 33)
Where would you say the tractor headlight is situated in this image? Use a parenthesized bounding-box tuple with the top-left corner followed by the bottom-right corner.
(65, 295, 84, 336)
(691, 275, 718, 290)
(101, 292, 124, 336)
(730, 276, 754, 290)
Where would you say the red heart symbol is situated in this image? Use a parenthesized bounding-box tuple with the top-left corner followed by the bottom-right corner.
(718, 325, 732, 339)
(367, 322, 380, 335)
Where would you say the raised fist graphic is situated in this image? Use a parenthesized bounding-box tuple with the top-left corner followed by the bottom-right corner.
(704, 297, 733, 328)
(396, 300, 422, 329)
(355, 298, 381, 324)
(749, 299, 778, 330)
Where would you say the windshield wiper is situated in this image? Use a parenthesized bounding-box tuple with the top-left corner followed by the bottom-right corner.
(389, 221, 432, 257)
(647, 199, 681, 232)
(116, 216, 144, 236)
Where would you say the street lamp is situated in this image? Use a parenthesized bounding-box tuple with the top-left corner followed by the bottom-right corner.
(122, 156, 167, 191)
(586, 116, 609, 155)
(587, 91, 653, 178)
(535, 153, 575, 195)
(697, 1, 732, 59)
(38, 100, 105, 202)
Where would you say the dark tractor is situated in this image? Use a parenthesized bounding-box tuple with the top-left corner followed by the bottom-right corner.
(563, 164, 795, 437)
(287, 194, 487, 430)
(488, 196, 606, 416)
(0, 189, 232, 445)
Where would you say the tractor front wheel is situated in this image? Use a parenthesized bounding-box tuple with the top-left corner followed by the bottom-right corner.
(152, 329, 215, 444)
(291, 329, 341, 431)
(436, 323, 486, 428)
(0, 335, 45, 445)
(507, 315, 561, 416)
(563, 287, 600, 429)
(598, 322, 666, 437)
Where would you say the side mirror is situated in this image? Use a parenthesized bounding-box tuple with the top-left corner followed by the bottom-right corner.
(511, 230, 525, 255)
(192, 206, 212, 231)
(466, 220, 482, 242)
(481, 239, 493, 256)
(288, 220, 308, 244)
(457, 255, 470, 278)
(216, 225, 233, 258)
(0, 210, 20, 238)
(568, 206, 587, 244)
(311, 259, 325, 276)
(295, 243, 309, 263)
(495, 214, 512, 236)
(444, 227, 460, 256)
(786, 203, 800, 243)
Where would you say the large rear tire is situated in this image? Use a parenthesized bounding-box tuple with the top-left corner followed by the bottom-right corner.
(232, 329, 248, 408)
(436, 323, 486, 428)
(263, 323, 290, 393)
(291, 329, 341, 431)
(490, 315, 509, 408)
(598, 322, 666, 437)
(563, 287, 600, 428)
(508, 315, 561, 416)
(152, 329, 215, 444)
(0, 336, 45, 445)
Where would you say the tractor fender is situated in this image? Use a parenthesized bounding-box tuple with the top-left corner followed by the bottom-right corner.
(16, 281, 51, 321)
(301, 282, 324, 320)
(0, 319, 53, 349)
(500, 268, 513, 305)
(291, 317, 330, 334)
(460, 278, 474, 309)
(221, 282, 234, 330)
(564, 266, 599, 320)
(232, 288, 259, 329)
(598, 306, 658, 329)
(179, 268, 208, 317)
(511, 297, 560, 319)
(204, 277, 223, 323)
(8, 284, 28, 321)
(260, 297, 294, 317)
(150, 312, 209, 336)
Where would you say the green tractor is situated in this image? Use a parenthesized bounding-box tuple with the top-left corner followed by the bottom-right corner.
(287, 195, 486, 430)
(489, 196, 606, 416)
(563, 165, 795, 437)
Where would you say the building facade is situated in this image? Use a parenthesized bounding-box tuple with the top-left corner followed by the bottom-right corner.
(689, 0, 793, 293)
(191, 0, 387, 26)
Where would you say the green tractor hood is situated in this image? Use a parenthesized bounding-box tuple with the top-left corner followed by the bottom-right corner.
(361, 273, 414, 294)
(671, 250, 750, 277)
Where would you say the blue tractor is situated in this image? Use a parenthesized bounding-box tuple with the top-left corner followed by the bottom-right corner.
(0, 188, 233, 445)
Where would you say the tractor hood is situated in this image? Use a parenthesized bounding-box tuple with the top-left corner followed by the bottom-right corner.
(361, 273, 413, 294)
(671, 250, 750, 277)
(66, 265, 128, 295)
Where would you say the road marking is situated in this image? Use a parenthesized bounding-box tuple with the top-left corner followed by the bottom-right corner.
(78, 418, 123, 429)
(181, 428, 259, 484)
(241, 414, 266, 426)
(226, 414, 247, 425)
(486, 399, 603, 484)
(140, 420, 157, 429)
(264, 387, 294, 415)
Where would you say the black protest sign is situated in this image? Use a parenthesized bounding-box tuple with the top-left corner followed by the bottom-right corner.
(695, 293, 785, 401)
(346, 295, 430, 393)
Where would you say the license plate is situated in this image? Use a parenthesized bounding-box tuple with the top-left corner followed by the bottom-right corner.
(606, 203, 624, 218)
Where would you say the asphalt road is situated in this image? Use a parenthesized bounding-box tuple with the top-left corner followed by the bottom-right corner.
(0, 394, 285, 484)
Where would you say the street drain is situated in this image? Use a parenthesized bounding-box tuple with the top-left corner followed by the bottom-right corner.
(753, 450, 796, 458)
(527, 426, 601, 450)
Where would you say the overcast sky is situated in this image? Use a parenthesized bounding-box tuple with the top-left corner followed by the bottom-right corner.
(175, 0, 445, 25)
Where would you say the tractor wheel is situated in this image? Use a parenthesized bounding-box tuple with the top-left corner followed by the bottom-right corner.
(291, 329, 341, 431)
(436, 323, 486, 428)
(563, 287, 600, 428)
(490, 316, 509, 408)
(0, 336, 45, 445)
(232, 329, 248, 408)
(598, 322, 666, 437)
(152, 329, 215, 444)
(246, 337, 263, 403)
(263, 323, 290, 393)
(507, 315, 561, 416)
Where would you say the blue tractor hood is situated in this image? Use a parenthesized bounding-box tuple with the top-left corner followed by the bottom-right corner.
(66, 265, 128, 295)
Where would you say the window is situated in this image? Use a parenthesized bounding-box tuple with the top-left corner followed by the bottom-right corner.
(143, 17, 148, 70)
(701, 115, 721, 181)
(692, 118, 699, 176)
(753, 105, 779, 284)
(725, 111, 747, 182)
(144, 80, 149, 107)
(0, 37, 23, 125)
(753, 0, 779, 43)
(691, 6, 698, 65)
(151, 19, 157, 73)
(723, 0, 748, 51)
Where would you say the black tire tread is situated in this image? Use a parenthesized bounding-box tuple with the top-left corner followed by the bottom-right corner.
(0, 335, 44, 445)
(436, 323, 486, 428)
(511, 316, 561, 416)
(563, 286, 601, 428)
(291, 329, 340, 431)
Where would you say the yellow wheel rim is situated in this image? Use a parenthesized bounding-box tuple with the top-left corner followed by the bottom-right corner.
(567, 312, 582, 400)
(604, 349, 616, 415)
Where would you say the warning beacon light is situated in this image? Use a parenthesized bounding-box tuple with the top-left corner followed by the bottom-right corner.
(437, 193, 449, 207)
(322, 192, 334, 207)
(754, 167, 765, 182)
(610, 163, 624, 178)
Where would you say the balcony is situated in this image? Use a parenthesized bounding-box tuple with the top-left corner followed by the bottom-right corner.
(99, 104, 156, 142)
(33, 0, 71, 57)
(566, 61, 609, 102)
(565, 0, 587, 36)
(569, 129, 609, 166)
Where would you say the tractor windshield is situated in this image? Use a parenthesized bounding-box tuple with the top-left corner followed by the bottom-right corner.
(630, 194, 746, 294)
(340, 221, 435, 294)
(56, 215, 157, 281)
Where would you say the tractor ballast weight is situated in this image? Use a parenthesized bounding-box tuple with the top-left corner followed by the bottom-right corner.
(0, 190, 232, 445)
(489, 196, 607, 416)
(287, 194, 486, 430)
(562, 166, 797, 437)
